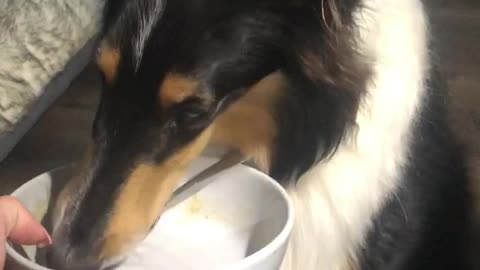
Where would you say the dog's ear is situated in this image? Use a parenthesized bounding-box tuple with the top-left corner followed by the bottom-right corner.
(266, 0, 369, 179)
(284, 0, 365, 92)
(289, 0, 360, 22)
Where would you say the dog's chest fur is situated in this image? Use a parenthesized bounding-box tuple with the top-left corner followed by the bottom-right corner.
(282, 1, 469, 269)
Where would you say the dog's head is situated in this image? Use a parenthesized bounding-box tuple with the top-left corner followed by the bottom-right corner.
(47, 0, 365, 269)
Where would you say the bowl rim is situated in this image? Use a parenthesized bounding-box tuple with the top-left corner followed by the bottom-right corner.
(6, 165, 59, 270)
(220, 165, 295, 269)
(6, 160, 294, 270)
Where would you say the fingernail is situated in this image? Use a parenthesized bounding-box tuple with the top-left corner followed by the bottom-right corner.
(36, 227, 52, 248)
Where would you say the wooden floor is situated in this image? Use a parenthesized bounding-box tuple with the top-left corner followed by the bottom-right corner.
(0, 0, 479, 195)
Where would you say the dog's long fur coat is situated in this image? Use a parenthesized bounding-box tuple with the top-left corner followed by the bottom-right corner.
(47, 1, 472, 269)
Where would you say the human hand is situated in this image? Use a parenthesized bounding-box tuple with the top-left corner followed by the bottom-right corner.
(0, 196, 51, 269)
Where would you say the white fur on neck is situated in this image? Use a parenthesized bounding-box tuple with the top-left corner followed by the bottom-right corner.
(282, 0, 429, 269)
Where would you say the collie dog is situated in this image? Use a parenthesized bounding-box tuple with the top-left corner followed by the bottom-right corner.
(47, 0, 471, 269)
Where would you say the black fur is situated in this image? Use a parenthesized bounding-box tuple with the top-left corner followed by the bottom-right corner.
(358, 67, 471, 270)
(48, 1, 472, 269)
(79, 0, 368, 243)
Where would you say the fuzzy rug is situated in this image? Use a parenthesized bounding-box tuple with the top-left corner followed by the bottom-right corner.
(0, 0, 103, 134)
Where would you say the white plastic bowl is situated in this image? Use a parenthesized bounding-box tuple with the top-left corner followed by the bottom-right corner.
(6, 156, 294, 270)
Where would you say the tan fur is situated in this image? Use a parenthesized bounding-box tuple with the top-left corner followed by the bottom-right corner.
(96, 45, 120, 84)
(99, 127, 213, 259)
(98, 72, 285, 258)
(159, 73, 198, 108)
(210, 72, 286, 172)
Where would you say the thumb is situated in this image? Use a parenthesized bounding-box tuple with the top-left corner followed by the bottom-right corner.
(0, 196, 51, 246)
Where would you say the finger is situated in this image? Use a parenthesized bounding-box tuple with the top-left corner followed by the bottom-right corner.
(0, 239, 5, 269)
(0, 196, 51, 247)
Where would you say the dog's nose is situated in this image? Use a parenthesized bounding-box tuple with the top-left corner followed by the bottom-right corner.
(46, 243, 101, 270)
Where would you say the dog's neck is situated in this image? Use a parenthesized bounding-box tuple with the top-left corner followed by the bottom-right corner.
(281, 0, 429, 269)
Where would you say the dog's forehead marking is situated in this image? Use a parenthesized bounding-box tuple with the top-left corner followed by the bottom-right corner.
(159, 73, 199, 108)
(96, 45, 121, 85)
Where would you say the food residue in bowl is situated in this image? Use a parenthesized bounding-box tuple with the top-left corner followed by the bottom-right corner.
(118, 196, 252, 270)
(187, 195, 203, 214)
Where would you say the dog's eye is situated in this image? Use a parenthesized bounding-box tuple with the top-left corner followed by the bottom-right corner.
(174, 100, 208, 126)
(179, 109, 203, 122)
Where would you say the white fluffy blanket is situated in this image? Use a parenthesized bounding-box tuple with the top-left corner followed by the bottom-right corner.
(0, 0, 103, 133)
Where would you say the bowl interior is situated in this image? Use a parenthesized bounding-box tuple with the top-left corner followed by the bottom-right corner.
(7, 156, 292, 270)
